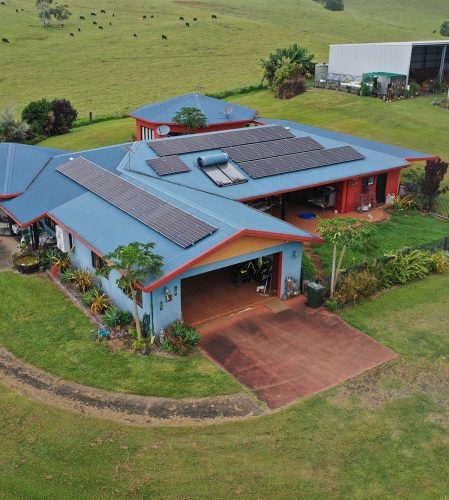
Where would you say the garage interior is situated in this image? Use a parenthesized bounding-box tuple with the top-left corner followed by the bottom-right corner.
(410, 44, 449, 83)
(181, 256, 280, 326)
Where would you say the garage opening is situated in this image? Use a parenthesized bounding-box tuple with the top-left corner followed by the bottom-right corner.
(181, 254, 280, 326)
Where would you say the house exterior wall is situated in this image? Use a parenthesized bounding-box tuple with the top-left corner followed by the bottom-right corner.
(135, 118, 255, 140)
(328, 44, 413, 82)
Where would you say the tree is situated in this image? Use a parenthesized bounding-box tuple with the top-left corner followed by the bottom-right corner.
(421, 158, 449, 212)
(36, 0, 52, 27)
(50, 4, 71, 24)
(21, 98, 53, 135)
(0, 106, 30, 143)
(317, 217, 374, 296)
(172, 107, 207, 132)
(51, 98, 78, 135)
(440, 21, 449, 37)
(324, 0, 344, 11)
(96, 242, 163, 339)
(260, 44, 315, 87)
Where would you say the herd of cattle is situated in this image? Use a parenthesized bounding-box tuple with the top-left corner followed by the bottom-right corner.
(1, 3, 220, 43)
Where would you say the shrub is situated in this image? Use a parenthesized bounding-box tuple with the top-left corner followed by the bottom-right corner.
(71, 268, 94, 292)
(103, 307, 122, 327)
(51, 98, 78, 135)
(40, 247, 62, 269)
(90, 290, 111, 315)
(0, 106, 30, 143)
(324, 299, 339, 312)
(162, 321, 201, 356)
(360, 82, 371, 97)
(440, 21, 449, 37)
(391, 195, 419, 213)
(81, 288, 97, 308)
(374, 250, 434, 287)
(334, 270, 379, 305)
(59, 267, 74, 283)
(275, 77, 307, 99)
(324, 0, 344, 11)
(118, 310, 133, 327)
(21, 98, 53, 136)
(132, 338, 149, 353)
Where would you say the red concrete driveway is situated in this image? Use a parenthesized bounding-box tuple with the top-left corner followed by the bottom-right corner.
(200, 297, 397, 409)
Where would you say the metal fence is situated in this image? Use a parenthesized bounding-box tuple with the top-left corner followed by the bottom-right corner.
(432, 197, 449, 220)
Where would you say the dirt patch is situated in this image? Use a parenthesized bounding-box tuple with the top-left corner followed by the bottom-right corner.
(0, 347, 264, 426)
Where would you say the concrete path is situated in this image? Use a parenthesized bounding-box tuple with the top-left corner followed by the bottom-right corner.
(0, 236, 16, 269)
(200, 297, 397, 409)
(0, 348, 264, 426)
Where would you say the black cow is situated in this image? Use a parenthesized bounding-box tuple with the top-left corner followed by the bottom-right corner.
(150, 15, 154, 18)
(98, 26, 103, 30)
(79, 15, 85, 20)
(0, 3, 6, 6)
(2, 37, 9, 43)
(15, 8, 18, 12)
(69, 32, 74, 37)
(78, 28, 81, 32)
(109, 22, 112, 26)
(143, 15, 146, 19)
(133, 33, 137, 37)
(161, 34, 167, 40)
(93, 21, 97, 25)
(112, 13, 115, 17)
(100, 9, 106, 13)
(211, 14, 217, 19)
(185, 22, 190, 27)
(179, 16, 184, 20)
(193, 17, 197, 21)
(90, 12, 96, 16)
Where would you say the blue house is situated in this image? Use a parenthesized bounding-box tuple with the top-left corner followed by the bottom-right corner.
(0, 120, 433, 330)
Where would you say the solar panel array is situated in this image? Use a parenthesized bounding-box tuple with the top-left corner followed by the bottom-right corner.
(146, 156, 190, 176)
(149, 125, 294, 156)
(57, 157, 217, 248)
(239, 146, 365, 179)
(222, 136, 323, 163)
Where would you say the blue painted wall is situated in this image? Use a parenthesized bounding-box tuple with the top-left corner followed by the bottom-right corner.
(62, 231, 303, 334)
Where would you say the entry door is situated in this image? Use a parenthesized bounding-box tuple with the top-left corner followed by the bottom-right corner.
(376, 173, 387, 204)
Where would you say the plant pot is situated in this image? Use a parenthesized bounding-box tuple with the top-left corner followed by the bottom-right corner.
(16, 262, 40, 274)
(50, 265, 61, 278)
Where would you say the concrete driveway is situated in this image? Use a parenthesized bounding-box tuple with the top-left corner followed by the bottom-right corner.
(200, 297, 397, 409)
(0, 237, 16, 270)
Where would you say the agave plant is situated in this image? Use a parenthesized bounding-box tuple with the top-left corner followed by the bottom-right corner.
(71, 268, 94, 292)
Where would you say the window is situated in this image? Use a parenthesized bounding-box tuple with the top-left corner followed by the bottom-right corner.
(362, 175, 375, 194)
(91, 251, 106, 270)
(122, 285, 143, 308)
(68, 233, 74, 249)
(44, 216, 56, 232)
(141, 126, 153, 140)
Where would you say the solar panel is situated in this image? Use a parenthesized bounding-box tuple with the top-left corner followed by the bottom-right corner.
(57, 157, 217, 248)
(146, 156, 190, 176)
(222, 136, 323, 162)
(239, 146, 365, 179)
(200, 162, 247, 187)
(149, 125, 294, 156)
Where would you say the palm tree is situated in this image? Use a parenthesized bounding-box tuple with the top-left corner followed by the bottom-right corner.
(261, 44, 315, 86)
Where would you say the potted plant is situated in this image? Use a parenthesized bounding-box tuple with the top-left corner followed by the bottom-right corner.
(14, 255, 40, 274)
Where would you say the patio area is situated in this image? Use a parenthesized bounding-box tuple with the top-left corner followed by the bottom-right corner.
(272, 202, 390, 235)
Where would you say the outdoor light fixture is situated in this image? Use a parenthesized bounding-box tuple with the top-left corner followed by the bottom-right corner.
(293, 250, 298, 258)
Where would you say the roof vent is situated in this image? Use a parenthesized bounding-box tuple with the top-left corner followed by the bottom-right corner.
(197, 152, 229, 168)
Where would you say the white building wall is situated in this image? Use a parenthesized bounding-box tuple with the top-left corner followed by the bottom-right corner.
(328, 43, 413, 81)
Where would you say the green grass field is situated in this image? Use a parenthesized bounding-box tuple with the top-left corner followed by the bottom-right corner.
(1, 272, 448, 497)
(0, 271, 241, 398)
(1, 0, 448, 118)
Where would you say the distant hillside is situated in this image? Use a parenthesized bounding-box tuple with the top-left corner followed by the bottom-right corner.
(0, 0, 447, 117)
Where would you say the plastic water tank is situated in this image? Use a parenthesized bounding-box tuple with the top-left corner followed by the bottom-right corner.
(314, 63, 329, 83)
(197, 152, 229, 167)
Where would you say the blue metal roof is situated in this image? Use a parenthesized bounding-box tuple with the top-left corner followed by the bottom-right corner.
(0, 143, 71, 196)
(129, 93, 257, 126)
(261, 118, 433, 161)
(123, 123, 411, 200)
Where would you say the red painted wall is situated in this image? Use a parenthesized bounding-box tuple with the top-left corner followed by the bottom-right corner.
(134, 118, 256, 140)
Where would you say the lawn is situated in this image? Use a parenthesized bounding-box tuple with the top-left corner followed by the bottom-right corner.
(0, 271, 241, 398)
(0, 273, 448, 497)
(313, 211, 449, 273)
(1, 0, 448, 117)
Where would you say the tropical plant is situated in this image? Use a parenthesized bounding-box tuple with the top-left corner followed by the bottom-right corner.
(90, 290, 111, 315)
(260, 44, 314, 87)
(334, 270, 379, 306)
(81, 288, 97, 308)
(102, 307, 122, 328)
(172, 107, 207, 131)
(53, 252, 71, 270)
(71, 268, 94, 292)
(96, 242, 163, 339)
(132, 337, 149, 353)
(58, 267, 74, 283)
(421, 158, 449, 212)
(0, 106, 30, 143)
(162, 321, 201, 356)
(40, 247, 62, 269)
(391, 195, 419, 213)
(317, 217, 375, 296)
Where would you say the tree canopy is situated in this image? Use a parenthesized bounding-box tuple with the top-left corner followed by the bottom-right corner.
(172, 107, 207, 131)
(0, 106, 30, 143)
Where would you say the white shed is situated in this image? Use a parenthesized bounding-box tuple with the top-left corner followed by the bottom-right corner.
(328, 41, 449, 84)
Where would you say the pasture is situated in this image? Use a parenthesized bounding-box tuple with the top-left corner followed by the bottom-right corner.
(1, 0, 448, 117)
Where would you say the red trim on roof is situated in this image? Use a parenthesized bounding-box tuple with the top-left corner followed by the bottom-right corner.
(404, 156, 436, 162)
(128, 115, 256, 127)
(0, 192, 23, 200)
(238, 165, 410, 202)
